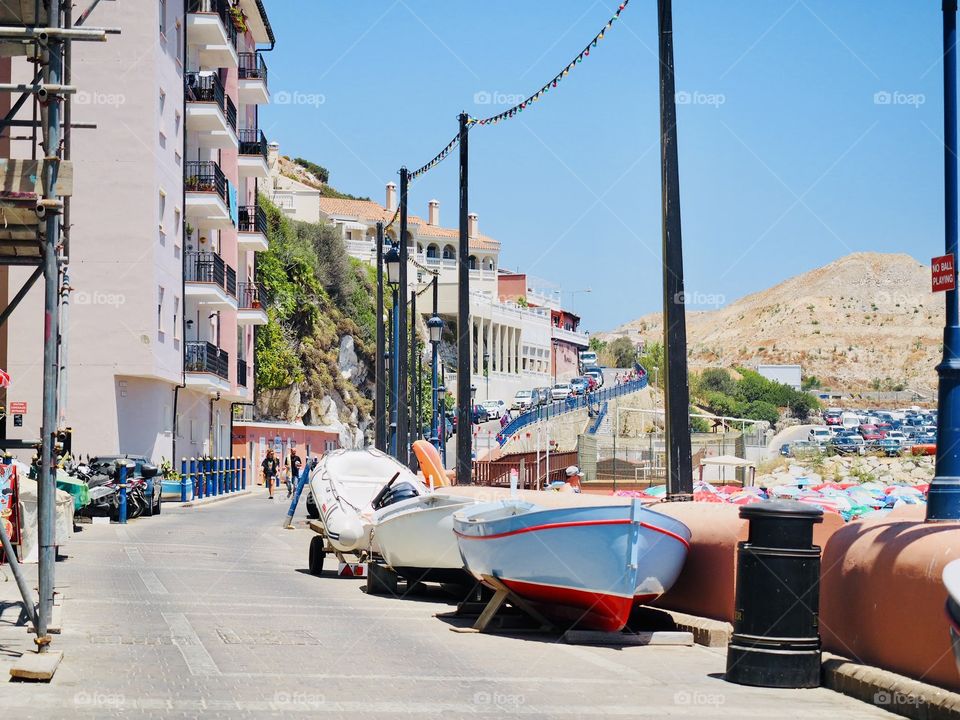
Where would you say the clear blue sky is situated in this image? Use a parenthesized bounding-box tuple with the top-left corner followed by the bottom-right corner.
(261, 1, 945, 332)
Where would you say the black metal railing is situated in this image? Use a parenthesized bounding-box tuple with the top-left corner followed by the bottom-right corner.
(238, 52, 268, 86)
(237, 359, 248, 388)
(184, 160, 228, 204)
(238, 128, 267, 160)
(185, 340, 229, 380)
(186, 71, 225, 108)
(186, 0, 238, 49)
(225, 96, 237, 132)
(185, 251, 225, 287)
(238, 204, 267, 234)
(238, 281, 265, 310)
(225, 265, 237, 297)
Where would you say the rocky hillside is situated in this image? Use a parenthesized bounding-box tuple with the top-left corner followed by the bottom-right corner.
(254, 194, 377, 448)
(602, 252, 942, 394)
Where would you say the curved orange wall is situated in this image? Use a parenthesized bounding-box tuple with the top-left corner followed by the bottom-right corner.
(820, 505, 960, 691)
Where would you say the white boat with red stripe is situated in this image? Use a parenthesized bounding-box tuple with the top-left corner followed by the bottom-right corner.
(453, 498, 690, 632)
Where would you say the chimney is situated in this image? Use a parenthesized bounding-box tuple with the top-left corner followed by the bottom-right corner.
(386, 182, 397, 212)
(428, 199, 439, 226)
(468, 212, 478, 238)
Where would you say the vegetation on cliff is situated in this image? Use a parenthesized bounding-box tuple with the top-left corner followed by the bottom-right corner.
(255, 195, 377, 424)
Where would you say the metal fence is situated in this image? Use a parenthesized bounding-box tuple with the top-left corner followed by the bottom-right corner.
(473, 450, 579, 488)
(496, 375, 648, 446)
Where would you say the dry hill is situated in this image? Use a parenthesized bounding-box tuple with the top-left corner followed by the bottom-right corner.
(601, 252, 942, 395)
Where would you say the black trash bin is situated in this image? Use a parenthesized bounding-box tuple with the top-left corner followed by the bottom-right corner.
(725, 500, 823, 688)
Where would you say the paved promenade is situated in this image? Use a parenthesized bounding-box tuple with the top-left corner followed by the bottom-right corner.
(0, 493, 898, 719)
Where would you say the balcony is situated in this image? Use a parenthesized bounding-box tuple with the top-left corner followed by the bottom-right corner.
(187, 0, 238, 70)
(238, 52, 269, 105)
(237, 204, 268, 252)
(237, 359, 248, 388)
(551, 325, 590, 349)
(185, 161, 234, 229)
(237, 282, 268, 325)
(185, 341, 231, 394)
(185, 72, 238, 150)
(237, 128, 269, 179)
(185, 251, 238, 309)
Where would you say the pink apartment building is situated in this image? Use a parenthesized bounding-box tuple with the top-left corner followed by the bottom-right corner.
(1, 0, 274, 463)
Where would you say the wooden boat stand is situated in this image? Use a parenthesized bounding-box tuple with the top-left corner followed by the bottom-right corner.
(446, 575, 556, 634)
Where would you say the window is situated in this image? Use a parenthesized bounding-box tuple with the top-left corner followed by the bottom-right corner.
(158, 285, 166, 336)
(174, 110, 181, 136)
(175, 20, 182, 60)
(174, 208, 181, 237)
(173, 296, 181, 345)
(159, 0, 166, 36)
(158, 189, 166, 229)
(159, 131, 166, 150)
(159, 88, 166, 115)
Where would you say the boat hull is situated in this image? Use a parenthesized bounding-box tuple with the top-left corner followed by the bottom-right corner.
(309, 448, 421, 554)
(454, 501, 690, 632)
(373, 494, 478, 583)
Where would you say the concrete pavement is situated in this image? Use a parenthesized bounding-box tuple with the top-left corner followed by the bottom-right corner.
(0, 492, 899, 719)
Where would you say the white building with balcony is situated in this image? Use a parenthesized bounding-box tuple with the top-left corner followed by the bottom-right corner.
(0, 0, 274, 462)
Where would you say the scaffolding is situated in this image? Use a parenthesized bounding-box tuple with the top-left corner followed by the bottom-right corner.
(0, 0, 112, 659)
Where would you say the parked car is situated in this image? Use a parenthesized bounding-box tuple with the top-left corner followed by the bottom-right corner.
(512, 390, 534, 411)
(472, 405, 490, 424)
(808, 427, 832, 444)
(858, 424, 885, 442)
(569, 378, 589, 396)
(791, 440, 825, 458)
(876, 438, 903, 457)
(884, 430, 908, 446)
(536, 387, 553, 406)
(584, 368, 604, 388)
(779, 443, 792, 457)
(824, 411, 843, 426)
(480, 399, 507, 419)
(551, 383, 571, 401)
(827, 436, 866, 456)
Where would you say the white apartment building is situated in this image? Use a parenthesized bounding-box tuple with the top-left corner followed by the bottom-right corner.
(1, 0, 274, 462)
(315, 186, 580, 404)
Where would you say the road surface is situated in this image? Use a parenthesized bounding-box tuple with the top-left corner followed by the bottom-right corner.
(0, 494, 898, 719)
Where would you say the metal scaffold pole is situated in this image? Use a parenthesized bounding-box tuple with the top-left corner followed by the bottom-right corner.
(36, 0, 64, 651)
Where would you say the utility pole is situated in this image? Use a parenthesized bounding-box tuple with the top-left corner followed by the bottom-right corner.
(456, 113, 472, 484)
(929, 0, 960, 521)
(374, 222, 386, 452)
(657, 0, 693, 500)
(397, 167, 409, 465)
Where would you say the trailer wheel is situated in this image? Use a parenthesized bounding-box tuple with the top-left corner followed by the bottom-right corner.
(308, 535, 325, 576)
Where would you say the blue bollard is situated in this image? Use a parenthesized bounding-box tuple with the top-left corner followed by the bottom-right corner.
(180, 458, 189, 502)
(217, 457, 224, 495)
(227, 457, 233, 492)
(231, 457, 237, 491)
(206, 457, 214, 497)
(241, 458, 247, 490)
(118, 463, 128, 524)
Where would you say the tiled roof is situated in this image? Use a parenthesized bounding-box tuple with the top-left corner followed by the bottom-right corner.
(319, 197, 500, 252)
(418, 223, 501, 252)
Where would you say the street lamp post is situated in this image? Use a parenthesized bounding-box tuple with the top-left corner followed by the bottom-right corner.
(409, 286, 417, 456)
(483, 351, 490, 400)
(930, 0, 960, 521)
(428, 306, 444, 451)
(397, 167, 410, 466)
(567, 287, 592, 313)
(437, 384, 447, 467)
(374, 222, 387, 451)
(385, 244, 401, 458)
(456, 112, 473, 484)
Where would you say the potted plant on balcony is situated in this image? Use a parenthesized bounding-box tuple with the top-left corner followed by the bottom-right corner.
(229, 5, 247, 32)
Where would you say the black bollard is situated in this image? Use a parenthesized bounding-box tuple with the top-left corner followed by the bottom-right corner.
(725, 500, 823, 688)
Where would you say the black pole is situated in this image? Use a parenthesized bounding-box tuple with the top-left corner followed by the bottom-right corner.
(456, 113, 472, 484)
(375, 222, 386, 452)
(929, 0, 960, 520)
(410, 287, 417, 447)
(658, 0, 693, 499)
(397, 167, 409, 465)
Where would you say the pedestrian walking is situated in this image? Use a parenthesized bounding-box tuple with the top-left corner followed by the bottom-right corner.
(261, 449, 279, 499)
(287, 449, 303, 498)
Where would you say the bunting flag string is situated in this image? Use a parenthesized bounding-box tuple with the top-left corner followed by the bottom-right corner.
(408, 131, 461, 183)
(468, 1, 630, 127)
(395, 1, 629, 187)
